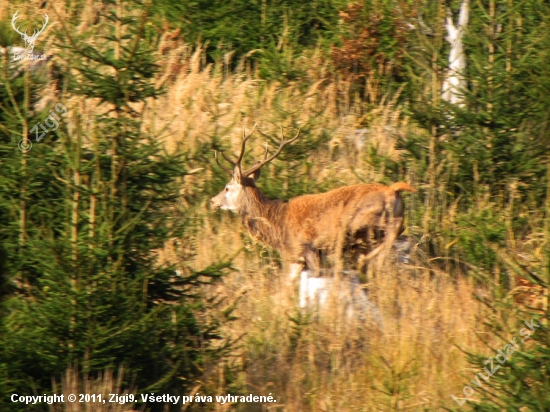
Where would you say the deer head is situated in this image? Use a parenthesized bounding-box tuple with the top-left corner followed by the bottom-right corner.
(12, 11, 49, 54)
(210, 124, 300, 211)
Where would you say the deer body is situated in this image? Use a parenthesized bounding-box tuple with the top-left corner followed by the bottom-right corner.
(210, 125, 415, 274)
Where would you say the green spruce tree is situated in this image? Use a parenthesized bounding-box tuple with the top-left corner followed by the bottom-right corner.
(0, 2, 234, 411)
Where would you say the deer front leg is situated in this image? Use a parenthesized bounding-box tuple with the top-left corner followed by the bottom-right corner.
(288, 263, 304, 281)
(302, 245, 321, 274)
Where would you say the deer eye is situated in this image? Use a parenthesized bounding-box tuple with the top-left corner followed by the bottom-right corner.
(225, 187, 229, 192)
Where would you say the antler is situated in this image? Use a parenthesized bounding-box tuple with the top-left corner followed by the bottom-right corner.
(214, 124, 299, 178)
(242, 127, 300, 177)
(214, 124, 258, 176)
(11, 11, 27, 37)
(214, 151, 233, 176)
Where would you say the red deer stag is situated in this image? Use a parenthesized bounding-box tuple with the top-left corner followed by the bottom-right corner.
(210, 125, 415, 278)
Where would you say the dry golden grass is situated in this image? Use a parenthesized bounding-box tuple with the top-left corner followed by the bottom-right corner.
(50, 367, 137, 412)
(4, 2, 530, 409)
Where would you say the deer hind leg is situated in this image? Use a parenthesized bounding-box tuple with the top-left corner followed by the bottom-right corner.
(358, 216, 403, 269)
(355, 220, 389, 272)
(358, 239, 386, 264)
(353, 228, 372, 275)
(348, 209, 382, 273)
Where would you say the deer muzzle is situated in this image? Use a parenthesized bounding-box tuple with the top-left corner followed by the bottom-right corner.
(209, 195, 223, 210)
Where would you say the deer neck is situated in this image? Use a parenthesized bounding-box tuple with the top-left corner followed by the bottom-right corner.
(239, 186, 287, 249)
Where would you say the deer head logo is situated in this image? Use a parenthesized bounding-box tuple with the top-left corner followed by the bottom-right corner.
(11, 11, 49, 56)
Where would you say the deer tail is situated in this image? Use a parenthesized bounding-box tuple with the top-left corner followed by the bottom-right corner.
(388, 182, 416, 193)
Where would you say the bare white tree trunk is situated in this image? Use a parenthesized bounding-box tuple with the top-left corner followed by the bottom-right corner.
(441, 0, 469, 106)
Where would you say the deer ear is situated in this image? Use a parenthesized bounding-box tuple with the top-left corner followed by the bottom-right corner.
(251, 169, 261, 181)
(246, 161, 262, 181)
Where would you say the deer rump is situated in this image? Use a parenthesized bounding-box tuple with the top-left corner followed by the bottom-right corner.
(242, 182, 414, 271)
